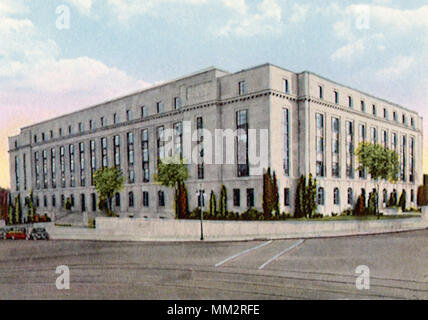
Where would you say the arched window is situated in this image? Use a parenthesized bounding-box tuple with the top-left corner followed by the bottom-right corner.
(115, 193, 121, 208)
(347, 188, 353, 205)
(333, 188, 340, 205)
(128, 191, 134, 208)
(383, 189, 388, 204)
(317, 187, 325, 205)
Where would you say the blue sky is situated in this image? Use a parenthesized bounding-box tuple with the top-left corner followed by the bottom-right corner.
(1, 0, 428, 187)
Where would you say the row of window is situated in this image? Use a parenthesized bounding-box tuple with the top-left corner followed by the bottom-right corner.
(313, 113, 416, 182)
(318, 85, 416, 129)
(316, 187, 415, 206)
(32, 99, 184, 145)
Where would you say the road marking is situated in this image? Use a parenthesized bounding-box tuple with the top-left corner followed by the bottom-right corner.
(258, 239, 305, 270)
(215, 240, 273, 267)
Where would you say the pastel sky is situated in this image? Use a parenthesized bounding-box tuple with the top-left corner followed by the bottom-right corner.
(1, 0, 428, 189)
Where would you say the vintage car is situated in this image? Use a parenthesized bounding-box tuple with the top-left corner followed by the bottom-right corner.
(28, 227, 49, 240)
(5, 227, 27, 240)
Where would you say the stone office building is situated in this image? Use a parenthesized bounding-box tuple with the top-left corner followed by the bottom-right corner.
(8, 63, 423, 218)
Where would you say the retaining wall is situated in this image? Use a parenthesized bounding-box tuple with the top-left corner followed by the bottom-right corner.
(44, 208, 428, 242)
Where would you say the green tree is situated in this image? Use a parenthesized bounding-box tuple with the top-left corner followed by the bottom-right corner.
(262, 168, 273, 219)
(14, 195, 21, 224)
(398, 190, 406, 212)
(219, 185, 228, 217)
(305, 173, 317, 218)
(294, 175, 306, 218)
(93, 166, 125, 216)
(387, 190, 397, 207)
(367, 190, 378, 215)
(26, 189, 36, 222)
(209, 191, 217, 217)
(8, 193, 14, 225)
(272, 171, 280, 216)
(356, 142, 399, 217)
(154, 156, 189, 217)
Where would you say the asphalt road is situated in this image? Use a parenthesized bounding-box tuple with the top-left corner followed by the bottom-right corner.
(0, 230, 427, 300)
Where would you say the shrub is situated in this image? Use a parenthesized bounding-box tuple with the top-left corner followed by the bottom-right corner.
(398, 190, 406, 212)
(88, 218, 96, 229)
(367, 191, 378, 216)
(417, 185, 427, 207)
(353, 195, 366, 216)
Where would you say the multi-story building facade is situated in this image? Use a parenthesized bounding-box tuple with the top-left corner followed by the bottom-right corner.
(8, 63, 423, 218)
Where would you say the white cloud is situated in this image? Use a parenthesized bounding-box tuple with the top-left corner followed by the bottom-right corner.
(331, 39, 366, 62)
(65, 0, 93, 15)
(375, 56, 415, 80)
(289, 4, 310, 24)
(215, 0, 283, 37)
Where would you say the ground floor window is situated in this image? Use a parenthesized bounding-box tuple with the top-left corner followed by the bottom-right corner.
(233, 189, 240, 207)
(247, 188, 254, 208)
(115, 192, 121, 208)
(143, 191, 149, 207)
(333, 188, 340, 205)
(129, 192, 134, 208)
(347, 188, 353, 205)
(158, 191, 165, 207)
(284, 188, 290, 206)
(317, 187, 325, 205)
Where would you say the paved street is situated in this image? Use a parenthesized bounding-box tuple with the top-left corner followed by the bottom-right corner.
(0, 230, 427, 299)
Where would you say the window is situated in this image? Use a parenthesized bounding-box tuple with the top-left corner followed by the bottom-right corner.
(334, 91, 339, 104)
(14, 156, 20, 192)
(101, 137, 108, 168)
(239, 81, 247, 95)
(371, 127, 378, 144)
(35, 151, 40, 189)
(283, 79, 290, 94)
(90, 143, 101, 184)
(233, 189, 240, 207)
(42, 133, 45, 141)
(156, 101, 164, 114)
(410, 137, 415, 183)
(115, 193, 121, 208)
(382, 130, 388, 148)
(383, 108, 388, 119)
(400, 135, 407, 181)
(372, 105, 376, 116)
(43, 195, 47, 208)
(59, 128, 63, 137)
(78, 122, 84, 133)
(127, 132, 135, 183)
(68, 125, 73, 135)
(52, 195, 56, 208)
(91, 193, 96, 212)
(89, 120, 93, 130)
(383, 189, 388, 204)
(141, 106, 148, 118)
(79, 142, 85, 187)
(332, 117, 340, 178)
(333, 188, 340, 205)
(50, 130, 53, 139)
(69, 144, 75, 187)
(174, 97, 182, 109)
(51, 148, 56, 189)
(348, 96, 353, 108)
(284, 188, 290, 206)
(157, 126, 165, 165)
(141, 129, 150, 182)
(316, 113, 325, 177)
(42, 150, 48, 189)
(347, 188, 353, 205)
(114, 113, 119, 124)
(174, 122, 183, 158)
(60, 146, 66, 188)
(361, 100, 365, 112)
(346, 121, 354, 178)
(114, 135, 121, 169)
(143, 191, 149, 207)
(247, 188, 254, 208)
(317, 187, 325, 205)
(411, 118, 415, 129)
(34, 135, 38, 143)
(283, 109, 290, 176)
(411, 189, 415, 203)
(126, 110, 132, 121)
(319, 86, 323, 99)
(61, 195, 65, 208)
(100, 117, 105, 127)
(236, 110, 249, 177)
(402, 114, 406, 124)
(158, 191, 165, 207)
(393, 112, 397, 122)
(128, 192, 134, 208)
(196, 117, 204, 180)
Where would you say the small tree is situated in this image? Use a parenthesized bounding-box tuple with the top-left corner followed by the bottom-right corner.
(219, 185, 228, 217)
(272, 171, 280, 216)
(93, 166, 125, 216)
(356, 142, 399, 218)
(262, 168, 273, 219)
(398, 190, 406, 212)
(294, 175, 306, 218)
(387, 190, 397, 208)
(14, 195, 21, 224)
(353, 195, 366, 216)
(417, 185, 428, 207)
(209, 191, 217, 217)
(26, 189, 36, 222)
(8, 193, 14, 225)
(175, 182, 189, 219)
(305, 173, 317, 218)
(367, 190, 378, 215)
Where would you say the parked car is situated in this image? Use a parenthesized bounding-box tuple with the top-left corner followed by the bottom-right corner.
(28, 227, 49, 240)
(0, 228, 8, 240)
(5, 227, 27, 240)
